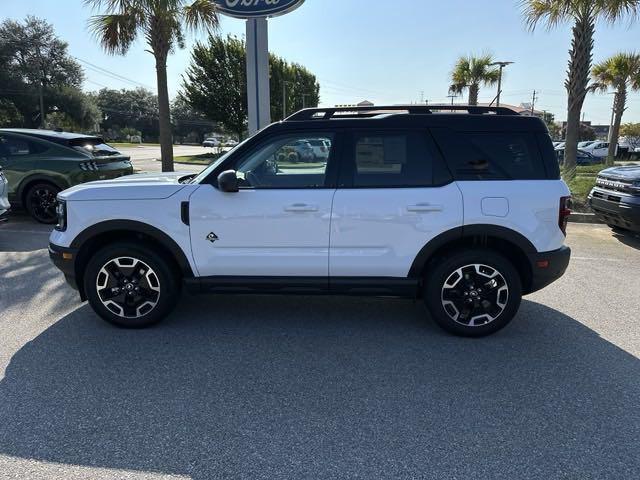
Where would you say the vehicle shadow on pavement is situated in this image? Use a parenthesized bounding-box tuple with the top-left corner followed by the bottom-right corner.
(612, 230, 640, 250)
(0, 296, 638, 479)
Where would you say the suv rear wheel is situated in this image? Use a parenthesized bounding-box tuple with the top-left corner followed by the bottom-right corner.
(84, 242, 180, 328)
(423, 249, 522, 337)
(25, 182, 60, 224)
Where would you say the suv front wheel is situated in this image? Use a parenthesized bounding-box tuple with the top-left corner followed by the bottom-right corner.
(84, 242, 180, 328)
(423, 249, 522, 337)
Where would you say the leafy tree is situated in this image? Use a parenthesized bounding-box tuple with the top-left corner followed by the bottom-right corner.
(620, 122, 640, 150)
(543, 112, 562, 139)
(86, 0, 220, 172)
(270, 55, 320, 120)
(0, 16, 85, 127)
(181, 35, 246, 140)
(561, 122, 596, 141)
(181, 35, 320, 139)
(47, 88, 102, 132)
(0, 99, 21, 127)
(171, 96, 216, 144)
(591, 52, 640, 165)
(449, 54, 500, 106)
(522, 0, 640, 178)
(93, 87, 159, 141)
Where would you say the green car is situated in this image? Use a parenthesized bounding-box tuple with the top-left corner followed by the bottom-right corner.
(0, 129, 133, 223)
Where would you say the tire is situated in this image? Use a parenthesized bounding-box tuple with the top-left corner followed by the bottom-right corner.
(84, 242, 181, 328)
(423, 249, 522, 337)
(25, 182, 60, 224)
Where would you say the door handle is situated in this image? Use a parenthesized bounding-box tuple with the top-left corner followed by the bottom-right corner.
(284, 203, 319, 212)
(406, 203, 443, 213)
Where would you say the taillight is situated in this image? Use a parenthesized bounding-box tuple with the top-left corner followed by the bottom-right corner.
(559, 196, 572, 235)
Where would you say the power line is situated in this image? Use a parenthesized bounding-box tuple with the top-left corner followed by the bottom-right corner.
(73, 56, 154, 90)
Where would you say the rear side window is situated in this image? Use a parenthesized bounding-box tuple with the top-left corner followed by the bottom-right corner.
(430, 128, 547, 180)
(346, 131, 447, 187)
(69, 138, 120, 157)
(0, 135, 48, 157)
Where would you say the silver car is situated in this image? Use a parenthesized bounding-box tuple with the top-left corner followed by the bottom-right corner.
(0, 166, 9, 222)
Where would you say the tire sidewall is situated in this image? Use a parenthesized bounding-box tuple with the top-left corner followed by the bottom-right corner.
(424, 249, 522, 337)
(25, 182, 59, 224)
(84, 243, 179, 328)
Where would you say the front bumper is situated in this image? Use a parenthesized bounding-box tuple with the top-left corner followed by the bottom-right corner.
(49, 243, 80, 292)
(526, 245, 571, 294)
(588, 189, 640, 232)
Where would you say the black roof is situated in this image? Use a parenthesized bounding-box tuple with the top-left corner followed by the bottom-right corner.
(0, 128, 102, 145)
(265, 105, 549, 134)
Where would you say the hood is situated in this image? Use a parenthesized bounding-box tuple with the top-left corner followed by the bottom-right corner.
(59, 171, 198, 201)
(598, 164, 640, 181)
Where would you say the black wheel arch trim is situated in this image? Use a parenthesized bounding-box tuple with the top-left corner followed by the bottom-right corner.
(408, 224, 537, 278)
(70, 220, 195, 278)
(17, 174, 68, 205)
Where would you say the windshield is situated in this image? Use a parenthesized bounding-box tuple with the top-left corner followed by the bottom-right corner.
(191, 137, 252, 184)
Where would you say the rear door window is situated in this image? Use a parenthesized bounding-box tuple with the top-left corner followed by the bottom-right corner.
(0, 135, 48, 157)
(343, 131, 450, 188)
(430, 128, 546, 180)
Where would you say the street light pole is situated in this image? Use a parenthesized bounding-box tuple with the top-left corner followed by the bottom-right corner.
(489, 61, 514, 107)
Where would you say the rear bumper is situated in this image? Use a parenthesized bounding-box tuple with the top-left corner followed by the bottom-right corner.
(49, 242, 80, 292)
(526, 246, 571, 294)
(588, 190, 640, 232)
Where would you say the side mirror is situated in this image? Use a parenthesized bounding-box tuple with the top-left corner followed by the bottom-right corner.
(217, 170, 239, 193)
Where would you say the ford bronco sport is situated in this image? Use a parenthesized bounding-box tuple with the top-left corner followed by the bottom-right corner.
(49, 105, 571, 337)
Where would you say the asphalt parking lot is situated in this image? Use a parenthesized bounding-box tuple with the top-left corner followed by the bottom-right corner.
(0, 219, 639, 479)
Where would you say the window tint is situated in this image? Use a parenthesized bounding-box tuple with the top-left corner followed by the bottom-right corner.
(70, 138, 120, 157)
(0, 135, 48, 157)
(430, 128, 546, 180)
(235, 133, 334, 189)
(350, 132, 434, 187)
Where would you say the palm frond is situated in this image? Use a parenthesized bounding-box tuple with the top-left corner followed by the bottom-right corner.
(597, 0, 640, 23)
(521, 0, 574, 31)
(87, 13, 139, 55)
(182, 0, 220, 32)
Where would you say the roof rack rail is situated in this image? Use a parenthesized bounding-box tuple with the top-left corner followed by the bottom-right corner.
(285, 104, 518, 121)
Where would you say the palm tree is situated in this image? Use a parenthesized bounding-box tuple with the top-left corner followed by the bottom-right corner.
(591, 52, 640, 165)
(522, 0, 640, 179)
(85, 0, 219, 172)
(449, 54, 500, 106)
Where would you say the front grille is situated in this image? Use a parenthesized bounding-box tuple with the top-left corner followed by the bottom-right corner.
(595, 176, 635, 194)
(593, 191, 622, 202)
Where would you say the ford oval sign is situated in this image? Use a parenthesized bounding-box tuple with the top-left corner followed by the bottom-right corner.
(214, 0, 305, 18)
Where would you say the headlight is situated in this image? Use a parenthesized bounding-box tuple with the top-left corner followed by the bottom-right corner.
(55, 199, 67, 232)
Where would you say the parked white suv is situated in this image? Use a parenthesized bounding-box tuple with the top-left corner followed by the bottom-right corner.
(49, 105, 571, 337)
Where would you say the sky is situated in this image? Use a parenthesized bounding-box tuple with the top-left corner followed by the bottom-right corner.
(3, 0, 640, 124)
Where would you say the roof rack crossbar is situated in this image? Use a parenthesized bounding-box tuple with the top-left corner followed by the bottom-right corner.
(285, 104, 518, 121)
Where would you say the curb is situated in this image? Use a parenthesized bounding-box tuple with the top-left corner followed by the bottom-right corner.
(568, 212, 604, 224)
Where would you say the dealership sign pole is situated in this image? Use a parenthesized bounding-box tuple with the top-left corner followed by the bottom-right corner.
(213, 0, 305, 135)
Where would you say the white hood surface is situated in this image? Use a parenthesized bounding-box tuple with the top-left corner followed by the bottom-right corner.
(59, 172, 198, 201)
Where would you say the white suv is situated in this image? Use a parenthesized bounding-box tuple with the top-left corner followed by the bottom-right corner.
(49, 105, 571, 337)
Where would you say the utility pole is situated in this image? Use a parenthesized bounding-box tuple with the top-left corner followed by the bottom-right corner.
(282, 81, 291, 119)
(39, 80, 45, 128)
(607, 92, 617, 142)
(530, 90, 537, 115)
(489, 61, 514, 107)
